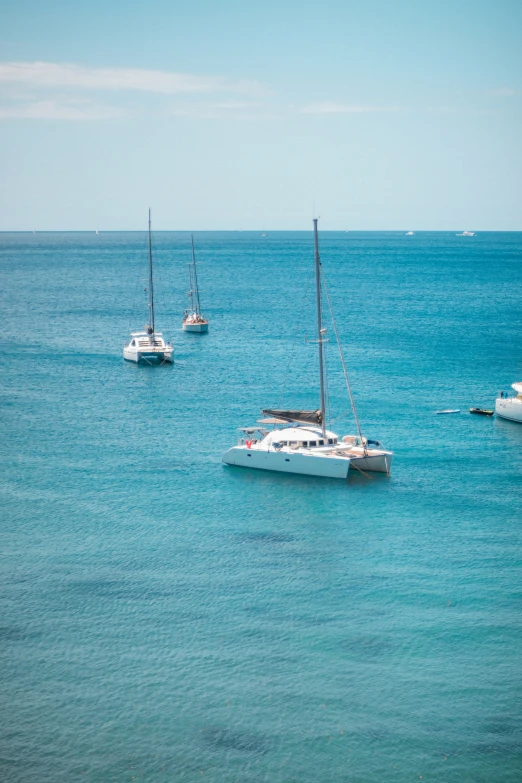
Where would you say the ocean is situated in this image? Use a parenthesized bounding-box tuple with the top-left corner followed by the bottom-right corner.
(0, 230, 521, 782)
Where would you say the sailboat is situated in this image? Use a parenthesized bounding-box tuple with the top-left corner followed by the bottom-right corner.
(182, 235, 209, 333)
(222, 219, 393, 479)
(123, 209, 173, 364)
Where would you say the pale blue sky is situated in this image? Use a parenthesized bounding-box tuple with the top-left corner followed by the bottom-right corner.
(1, 0, 521, 230)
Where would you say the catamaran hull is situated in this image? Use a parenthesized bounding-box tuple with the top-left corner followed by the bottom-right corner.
(182, 322, 208, 333)
(222, 447, 350, 479)
(350, 453, 393, 474)
(123, 349, 173, 364)
(495, 399, 522, 423)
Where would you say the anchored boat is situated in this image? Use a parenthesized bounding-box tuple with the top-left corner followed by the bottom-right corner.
(495, 382, 522, 423)
(123, 210, 173, 364)
(182, 235, 208, 333)
(222, 219, 393, 479)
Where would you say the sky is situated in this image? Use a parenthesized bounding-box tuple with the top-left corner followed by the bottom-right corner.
(0, 0, 521, 230)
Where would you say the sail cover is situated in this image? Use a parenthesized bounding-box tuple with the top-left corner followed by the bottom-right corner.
(261, 409, 323, 425)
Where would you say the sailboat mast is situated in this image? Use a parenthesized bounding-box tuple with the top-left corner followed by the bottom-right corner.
(313, 218, 327, 437)
(190, 234, 201, 315)
(148, 208, 155, 333)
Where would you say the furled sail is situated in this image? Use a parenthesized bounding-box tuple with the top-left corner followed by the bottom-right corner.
(261, 409, 323, 425)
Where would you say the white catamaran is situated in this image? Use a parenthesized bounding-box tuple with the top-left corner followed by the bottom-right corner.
(222, 219, 393, 479)
(123, 210, 173, 364)
(182, 235, 209, 333)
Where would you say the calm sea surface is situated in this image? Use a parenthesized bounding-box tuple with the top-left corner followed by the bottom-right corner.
(0, 231, 521, 782)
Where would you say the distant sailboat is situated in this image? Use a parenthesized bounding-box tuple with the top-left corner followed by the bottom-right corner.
(123, 209, 173, 364)
(182, 235, 209, 333)
(456, 231, 475, 237)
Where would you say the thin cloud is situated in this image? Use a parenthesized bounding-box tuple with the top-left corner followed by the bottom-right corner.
(170, 100, 272, 121)
(0, 99, 123, 120)
(300, 101, 397, 114)
(0, 61, 267, 96)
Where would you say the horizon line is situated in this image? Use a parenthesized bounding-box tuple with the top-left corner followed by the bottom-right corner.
(2, 228, 522, 234)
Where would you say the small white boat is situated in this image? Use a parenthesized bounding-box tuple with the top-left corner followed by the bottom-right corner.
(123, 210, 173, 364)
(222, 219, 393, 479)
(495, 383, 522, 423)
(456, 231, 475, 237)
(182, 235, 208, 333)
(405, 231, 414, 236)
(436, 409, 460, 414)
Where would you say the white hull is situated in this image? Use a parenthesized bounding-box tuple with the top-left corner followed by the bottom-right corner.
(222, 446, 350, 479)
(495, 399, 522, 423)
(182, 321, 208, 333)
(123, 347, 173, 364)
(350, 452, 393, 474)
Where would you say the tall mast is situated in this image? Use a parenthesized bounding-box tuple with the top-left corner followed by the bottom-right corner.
(313, 218, 327, 436)
(190, 234, 201, 315)
(148, 208, 155, 333)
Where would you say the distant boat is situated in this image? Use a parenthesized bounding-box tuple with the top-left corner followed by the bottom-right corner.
(123, 209, 173, 364)
(261, 233, 268, 237)
(436, 409, 460, 414)
(456, 231, 475, 236)
(222, 219, 393, 478)
(405, 231, 414, 236)
(495, 382, 522, 423)
(182, 235, 209, 333)
(470, 408, 494, 416)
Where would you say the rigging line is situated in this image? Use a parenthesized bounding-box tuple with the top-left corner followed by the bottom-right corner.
(320, 268, 364, 441)
(329, 409, 355, 425)
(323, 326, 331, 428)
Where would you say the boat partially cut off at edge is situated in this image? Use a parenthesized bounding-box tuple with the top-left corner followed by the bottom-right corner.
(495, 382, 522, 423)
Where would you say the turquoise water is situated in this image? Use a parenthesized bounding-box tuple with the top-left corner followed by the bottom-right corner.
(1, 231, 521, 782)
